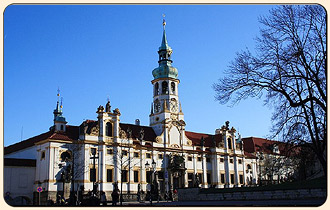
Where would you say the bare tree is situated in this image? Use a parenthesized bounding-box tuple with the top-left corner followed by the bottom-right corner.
(56, 141, 89, 204)
(113, 127, 142, 205)
(213, 5, 326, 175)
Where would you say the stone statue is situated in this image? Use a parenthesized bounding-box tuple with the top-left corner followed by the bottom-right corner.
(225, 121, 230, 129)
(105, 101, 111, 112)
(194, 173, 200, 187)
(139, 128, 145, 140)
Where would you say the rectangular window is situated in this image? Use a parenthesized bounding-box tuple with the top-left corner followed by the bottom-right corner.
(207, 173, 211, 184)
(107, 169, 113, 182)
(134, 171, 139, 182)
(121, 170, 128, 182)
(238, 159, 242, 164)
(220, 173, 225, 184)
(220, 158, 224, 163)
(134, 152, 139, 158)
(188, 173, 194, 187)
(146, 153, 151, 159)
(91, 148, 97, 155)
(206, 157, 211, 162)
(197, 156, 202, 161)
(90, 168, 96, 182)
(197, 173, 203, 183)
(239, 174, 244, 184)
(107, 149, 113, 155)
(188, 173, 194, 180)
(230, 174, 235, 184)
(122, 150, 128, 156)
(230, 158, 234, 163)
(188, 156, 192, 161)
(158, 154, 163, 159)
(146, 171, 152, 183)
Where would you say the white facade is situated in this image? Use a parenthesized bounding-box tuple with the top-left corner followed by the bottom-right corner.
(4, 22, 301, 205)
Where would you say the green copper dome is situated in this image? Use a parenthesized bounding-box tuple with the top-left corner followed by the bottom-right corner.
(152, 65, 178, 79)
(152, 21, 178, 80)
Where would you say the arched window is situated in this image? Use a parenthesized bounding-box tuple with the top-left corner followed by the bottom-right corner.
(247, 164, 252, 170)
(227, 138, 232, 150)
(61, 151, 72, 162)
(154, 83, 159, 96)
(171, 82, 175, 94)
(60, 125, 64, 131)
(162, 81, 168, 94)
(106, 122, 113, 137)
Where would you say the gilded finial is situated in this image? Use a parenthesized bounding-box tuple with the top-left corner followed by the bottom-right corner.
(162, 14, 166, 30)
(60, 97, 63, 109)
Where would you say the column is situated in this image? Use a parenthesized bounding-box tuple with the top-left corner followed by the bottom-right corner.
(242, 157, 246, 186)
(114, 146, 121, 186)
(224, 156, 230, 188)
(233, 156, 239, 186)
(128, 146, 134, 193)
(98, 144, 105, 191)
(140, 151, 147, 191)
(214, 153, 221, 188)
(202, 152, 207, 188)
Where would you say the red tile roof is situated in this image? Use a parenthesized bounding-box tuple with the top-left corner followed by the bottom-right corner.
(4, 125, 79, 155)
(119, 123, 157, 142)
(185, 131, 223, 147)
(4, 158, 36, 167)
(242, 137, 290, 156)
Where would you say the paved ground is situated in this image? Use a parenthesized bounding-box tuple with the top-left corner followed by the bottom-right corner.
(117, 199, 326, 207)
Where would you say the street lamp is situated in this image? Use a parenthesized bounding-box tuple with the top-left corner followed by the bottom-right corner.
(145, 160, 157, 205)
(90, 149, 99, 197)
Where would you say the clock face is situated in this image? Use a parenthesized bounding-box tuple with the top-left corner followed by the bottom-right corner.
(170, 100, 178, 112)
(154, 101, 161, 113)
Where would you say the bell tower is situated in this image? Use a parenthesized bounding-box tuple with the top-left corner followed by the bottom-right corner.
(150, 18, 184, 136)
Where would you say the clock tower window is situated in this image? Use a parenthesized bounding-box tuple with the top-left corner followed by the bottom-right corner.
(162, 81, 168, 94)
(171, 82, 176, 94)
(154, 82, 159, 96)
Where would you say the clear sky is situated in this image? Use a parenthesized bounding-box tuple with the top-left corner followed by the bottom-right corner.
(4, 4, 276, 146)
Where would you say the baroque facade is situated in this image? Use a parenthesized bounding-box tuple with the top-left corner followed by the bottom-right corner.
(4, 21, 307, 205)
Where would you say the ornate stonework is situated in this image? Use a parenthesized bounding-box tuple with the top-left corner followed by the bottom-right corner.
(119, 128, 127, 139)
(170, 144, 180, 149)
(155, 136, 162, 143)
(90, 125, 99, 136)
(186, 139, 192, 146)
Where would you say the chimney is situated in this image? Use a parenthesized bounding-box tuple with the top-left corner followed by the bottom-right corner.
(135, 119, 140, 126)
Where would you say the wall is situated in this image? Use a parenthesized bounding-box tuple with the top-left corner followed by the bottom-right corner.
(4, 166, 36, 203)
(178, 188, 326, 201)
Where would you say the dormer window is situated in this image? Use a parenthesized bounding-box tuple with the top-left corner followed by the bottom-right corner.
(273, 144, 280, 154)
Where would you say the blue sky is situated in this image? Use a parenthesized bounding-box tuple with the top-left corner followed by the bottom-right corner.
(4, 4, 276, 146)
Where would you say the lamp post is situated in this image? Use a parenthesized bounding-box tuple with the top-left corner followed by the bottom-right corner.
(145, 159, 156, 205)
(90, 149, 99, 197)
(257, 152, 263, 186)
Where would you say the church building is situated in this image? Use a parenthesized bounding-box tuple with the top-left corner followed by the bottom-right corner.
(5, 20, 298, 205)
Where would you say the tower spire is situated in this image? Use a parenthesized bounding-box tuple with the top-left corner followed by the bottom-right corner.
(152, 16, 178, 80)
(53, 89, 67, 131)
